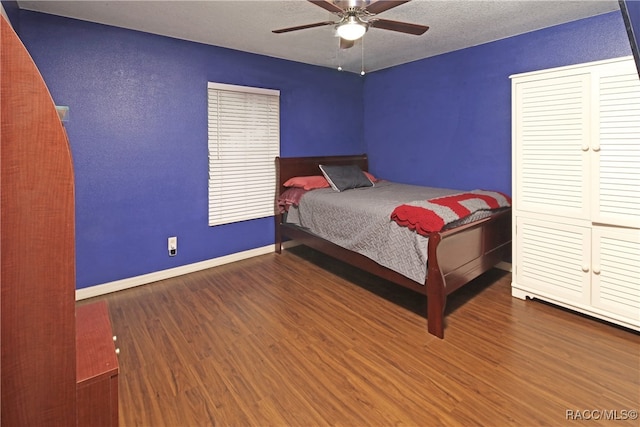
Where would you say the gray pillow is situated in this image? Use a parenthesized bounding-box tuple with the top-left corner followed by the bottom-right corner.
(318, 164, 374, 192)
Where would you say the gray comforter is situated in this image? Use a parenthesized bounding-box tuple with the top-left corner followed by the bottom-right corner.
(285, 181, 462, 284)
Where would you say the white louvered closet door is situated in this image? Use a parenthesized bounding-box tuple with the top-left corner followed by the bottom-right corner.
(514, 73, 591, 220)
(592, 61, 640, 229)
(516, 216, 591, 304)
(591, 227, 640, 321)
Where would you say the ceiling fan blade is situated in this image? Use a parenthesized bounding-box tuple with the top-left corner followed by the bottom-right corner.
(370, 18, 429, 35)
(340, 38, 355, 49)
(307, 0, 344, 14)
(365, 0, 410, 15)
(272, 21, 336, 34)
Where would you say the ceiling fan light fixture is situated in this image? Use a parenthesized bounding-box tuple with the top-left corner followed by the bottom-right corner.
(336, 16, 367, 41)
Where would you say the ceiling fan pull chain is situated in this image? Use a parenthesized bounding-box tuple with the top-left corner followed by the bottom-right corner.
(336, 36, 343, 71)
(360, 36, 366, 76)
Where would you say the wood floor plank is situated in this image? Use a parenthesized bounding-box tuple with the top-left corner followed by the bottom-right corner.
(80, 245, 640, 426)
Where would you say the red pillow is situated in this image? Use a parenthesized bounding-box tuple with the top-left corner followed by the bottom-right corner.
(283, 175, 330, 190)
(364, 171, 377, 183)
(284, 172, 377, 190)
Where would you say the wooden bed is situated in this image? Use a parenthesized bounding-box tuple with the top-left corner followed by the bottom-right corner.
(274, 154, 511, 338)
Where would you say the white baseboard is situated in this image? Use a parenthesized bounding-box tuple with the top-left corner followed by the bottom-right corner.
(76, 241, 510, 300)
(496, 261, 512, 272)
(76, 243, 280, 301)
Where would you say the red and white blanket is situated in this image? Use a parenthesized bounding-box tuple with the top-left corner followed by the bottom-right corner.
(390, 190, 511, 236)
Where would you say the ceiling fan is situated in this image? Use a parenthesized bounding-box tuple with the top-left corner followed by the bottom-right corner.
(272, 0, 429, 49)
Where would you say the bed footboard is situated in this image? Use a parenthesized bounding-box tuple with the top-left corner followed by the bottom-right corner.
(426, 209, 511, 338)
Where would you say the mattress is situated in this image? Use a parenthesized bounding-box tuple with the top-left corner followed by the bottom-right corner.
(284, 181, 463, 284)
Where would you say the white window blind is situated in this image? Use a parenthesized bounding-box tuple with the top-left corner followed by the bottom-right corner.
(207, 82, 280, 226)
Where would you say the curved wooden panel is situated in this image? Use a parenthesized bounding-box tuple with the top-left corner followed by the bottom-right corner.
(1, 16, 76, 426)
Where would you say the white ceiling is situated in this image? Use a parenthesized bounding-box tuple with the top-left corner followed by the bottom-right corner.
(18, 0, 621, 74)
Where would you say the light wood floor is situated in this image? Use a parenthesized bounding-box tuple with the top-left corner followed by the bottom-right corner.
(80, 245, 640, 427)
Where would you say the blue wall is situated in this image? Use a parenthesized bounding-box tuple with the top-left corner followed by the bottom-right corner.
(1, 1, 19, 30)
(364, 11, 631, 195)
(622, 0, 640, 46)
(17, 11, 364, 289)
(620, 0, 640, 73)
(15, 9, 634, 290)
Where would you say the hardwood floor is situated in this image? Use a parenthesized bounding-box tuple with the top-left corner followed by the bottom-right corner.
(80, 245, 640, 426)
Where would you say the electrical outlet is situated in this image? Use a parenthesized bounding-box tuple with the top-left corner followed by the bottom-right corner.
(168, 236, 177, 257)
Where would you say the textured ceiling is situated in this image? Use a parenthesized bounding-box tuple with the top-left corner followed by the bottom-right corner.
(18, 0, 621, 74)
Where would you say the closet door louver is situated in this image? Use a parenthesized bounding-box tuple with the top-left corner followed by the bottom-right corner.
(593, 63, 640, 228)
(516, 217, 590, 304)
(591, 227, 640, 321)
(514, 73, 591, 220)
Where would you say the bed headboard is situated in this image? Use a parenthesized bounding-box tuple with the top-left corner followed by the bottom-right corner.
(275, 154, 369, 196)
